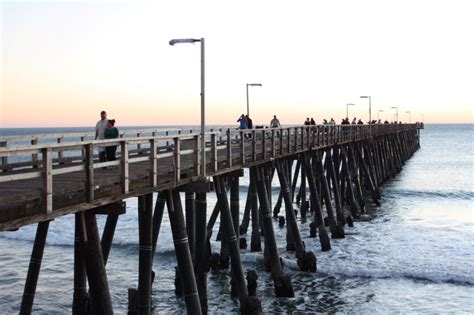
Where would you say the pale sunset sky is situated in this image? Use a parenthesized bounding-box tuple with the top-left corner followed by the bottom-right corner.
(1, 0, 473, 128)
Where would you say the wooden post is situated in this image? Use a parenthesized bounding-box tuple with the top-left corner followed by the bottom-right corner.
(340, 147, 360, 218)
(227, 129, 232, 167)
(121, 142, 129, 194)
(195, 192, 209, 314)
(230, 176, 240, 237)
(211, 133, 217, 172)
(31, 139, 38, 168)
(185, 192, 196, 261)
(165, 190, 202, 315)
(101, 214, 119, 265)
(73, 214, 88, 315)
(275, 159, 317, 271)
(138, 193, 153, 314)
(42, 148, 53, 214)
(349, 146, 366, 212)
(357, 147, 380, 206)
(152, 192, 166, 264)
(19, 221, 50, 315)
(174, 137, 181, 182)
(85, 144, 94, 203)
(301, 153, 331, 251)
(239, 185, 252, 235)
(249, 178, 261, 252)
(240, 130, 245, 165)
(325, 149, 346, 226)
(290, 158, 301, 203)
(251, 165, 294, 297)
(314, 152, 344, 238)
(81, 211, 113, 315)
(214, 176, 262, 313)
(149, 139, 157, 187)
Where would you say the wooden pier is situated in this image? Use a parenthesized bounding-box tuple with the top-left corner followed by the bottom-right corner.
(0, 123, 422, 314)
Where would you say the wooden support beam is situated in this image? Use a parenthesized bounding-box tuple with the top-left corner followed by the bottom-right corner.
(251, 165, 294, 297)
(214, 176, 262, 313)
(301, 153, 331, 251)
(19, 220, 50, 315)
(314, 152, 344, 238)
(276, 159, 317, 271)
(165, 190, 202, 315)
(249, 178, 261, 252)
(73, 214, 88, 315)
(194, 192, 209, 314)
(101, 213, 119, 266)
(325, 149, 346, 226)
(138, 193, 153, 314)
(185, 192, 196, 262)
(81, 211, 113, 315)
(152, 192, 166, 265)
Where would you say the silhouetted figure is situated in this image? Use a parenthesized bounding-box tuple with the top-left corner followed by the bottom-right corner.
(270, 115, 281, 128)
(237, 114, 247, 129)
(95, 110, 108, 162)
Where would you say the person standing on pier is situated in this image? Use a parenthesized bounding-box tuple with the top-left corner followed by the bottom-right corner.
(237, 114, 248, 129)
(304, 118, 311, 125)
(95, 110, 108, 162)
(270, 115, 281, 128)
(310, 118, 316, 125)
(104, 119, 119, 162)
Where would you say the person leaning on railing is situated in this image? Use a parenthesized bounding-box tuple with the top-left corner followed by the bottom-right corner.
(104, 119, 119, 162)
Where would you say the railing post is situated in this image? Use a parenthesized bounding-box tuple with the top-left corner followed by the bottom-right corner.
(149, 138, 157, 187)
(1, 141, 7, 172)
(279, 128, 283, 156)
(85, 144, 94, 202)
(57, 137, 64, 164)
(226, 129, 232, 167)
(31, 139, 38, 168)
(262, 129, 266, 160)
(211, 133, 217, 173)
(240, 130, 245, 165)
(41, 148, 53, 214)
(194, 134, 200, 177)
(121, 141, 129, 194)
(174, 137, 181, 182)
(252, 130, 257, 162)
(272, 129, 276, 158)
(287, 128, 291, 154)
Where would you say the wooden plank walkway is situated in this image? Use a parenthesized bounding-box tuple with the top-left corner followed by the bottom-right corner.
(0, 124, 422, 231)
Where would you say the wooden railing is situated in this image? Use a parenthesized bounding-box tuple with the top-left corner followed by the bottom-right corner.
(0, 124, 422, 216)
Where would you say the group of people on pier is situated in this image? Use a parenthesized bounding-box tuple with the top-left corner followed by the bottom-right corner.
(95, 110, 119, 162)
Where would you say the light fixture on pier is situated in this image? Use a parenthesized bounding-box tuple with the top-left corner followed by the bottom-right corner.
(391, 106, 399, 122)
(346, 103, 355, 118)
(360, 96, 372, 122)
(246, 83, 262, 117)
(378, 110, 384, 121)
(405, 111, 411, 123)
(169, 37, 206, 177)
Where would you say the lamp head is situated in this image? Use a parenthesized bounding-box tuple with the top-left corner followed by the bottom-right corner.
(169, 38, 201, 46)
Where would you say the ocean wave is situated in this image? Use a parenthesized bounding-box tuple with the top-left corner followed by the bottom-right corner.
(318, 265, 474, 286)
(390, 188, 474, 201)
(0, 230, 176, 254)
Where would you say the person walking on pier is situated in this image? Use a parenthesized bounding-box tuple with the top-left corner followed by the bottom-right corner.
(310, 118, 316, 125)
(245, 114, 253, 139)
(104, 119, 119, 162)
(304, 118, 311, 125)
(95, 110, 108, 162)
(270, 115, 281, 128)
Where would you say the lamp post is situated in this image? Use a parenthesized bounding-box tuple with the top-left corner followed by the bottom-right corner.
(246, 83, 262, 116)
(378, 110, 384, 121)
(405, 111, 411, 123)
(169, 37, 206, 177)
(346, 103, 354, 118)
(360, 96, 371, 122)
(391, 106, 399, 122)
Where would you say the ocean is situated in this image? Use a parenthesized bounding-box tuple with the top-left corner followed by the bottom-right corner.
(0, 124, 473, 314)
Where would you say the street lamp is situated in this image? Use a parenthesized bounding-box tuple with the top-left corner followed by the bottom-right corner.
(169, 37, 206, 177)
(246, 83, 262, 116)
(378, 110, 384, 121)
(346, 103, 354, 118)
(391, 106, 399, 122)
(360, 96, 372, 122)
(405, 111, 411, 123)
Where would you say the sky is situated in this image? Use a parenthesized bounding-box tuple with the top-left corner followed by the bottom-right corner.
(1, 0, 473, 127)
